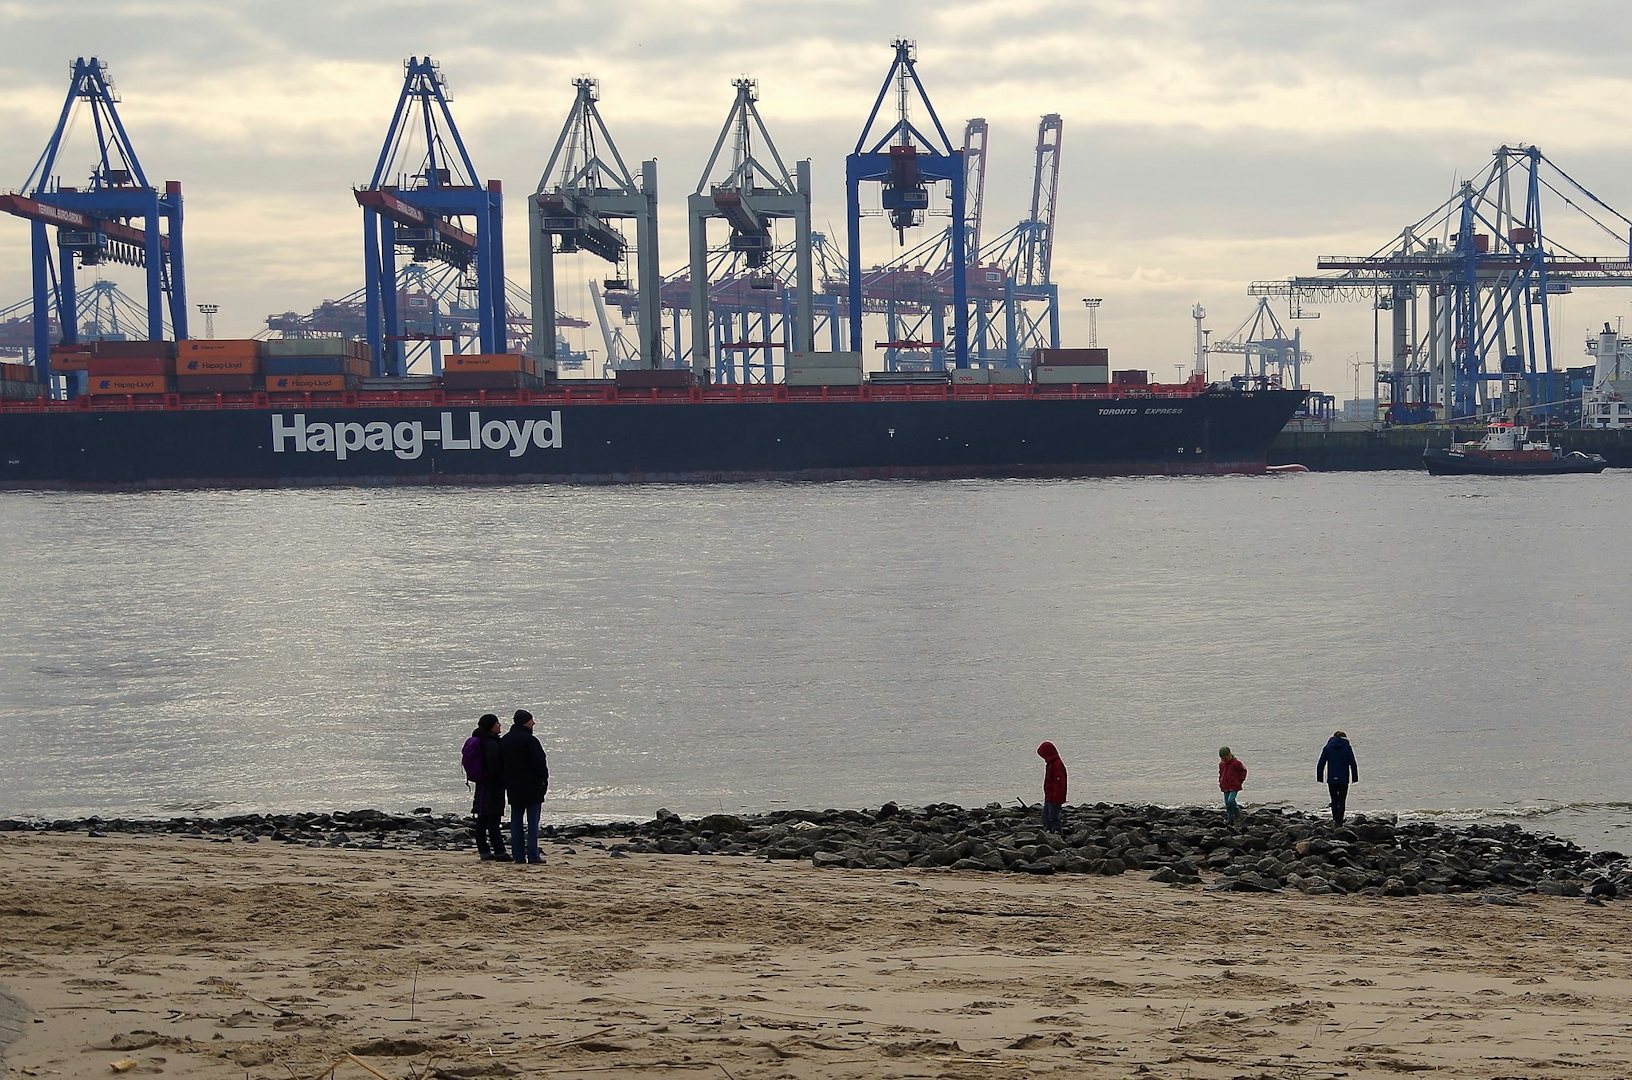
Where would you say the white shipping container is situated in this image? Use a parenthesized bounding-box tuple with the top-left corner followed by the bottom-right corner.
(786, 350, 863, 369)
(951, 369, 990, 384)
(1034, 365, 1110, 385)
(265, 336, 350, 358)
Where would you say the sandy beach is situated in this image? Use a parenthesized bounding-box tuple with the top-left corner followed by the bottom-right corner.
(1, 831, 1630, 1079)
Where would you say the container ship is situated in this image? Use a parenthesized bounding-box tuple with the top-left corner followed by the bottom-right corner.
(0, 340, 1304, 489)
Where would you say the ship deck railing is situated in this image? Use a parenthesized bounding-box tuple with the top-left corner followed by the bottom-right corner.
(0, 382, 1209, 414)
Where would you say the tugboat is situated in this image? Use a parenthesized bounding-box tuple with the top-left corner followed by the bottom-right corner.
(1423, 419, 1608, 476)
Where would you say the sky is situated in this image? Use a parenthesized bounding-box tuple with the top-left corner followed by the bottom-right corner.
(4, 0, 1632, 400)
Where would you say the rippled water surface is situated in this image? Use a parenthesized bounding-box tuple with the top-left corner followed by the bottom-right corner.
(1, 473, 1628, 851)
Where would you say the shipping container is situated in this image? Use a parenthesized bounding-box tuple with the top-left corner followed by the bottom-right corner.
(614, 369, 695, 389)
(442, 371, 545, 391)
(867, 370, 950, 385)
(951, 369, 991, 384)
(786, 368, 864, 386)
(48, 347, 91, 372)
(0, 362, 39, 383)
(355, 376, 441, 390)
(1031, 347, 1110, 367)
(176, 375, 260, 393)
(1112, 369, 1150, 386)
(88, 374, 171, 395)
(178, 339, 262, 361)
(264, 336, 350, 358)
(0, 379, 45, 400)
(265, 373, 354, 393)
(263, 356, 353, 376)
(87, 356, 176, 377)
(445, 353, 535, 374)
(177, 353, 261, 376)
(1034, 365, 1109, 385)
(90, 339, 178, 359)
(785, 351, 863, 369)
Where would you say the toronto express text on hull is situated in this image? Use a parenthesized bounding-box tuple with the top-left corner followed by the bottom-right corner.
(0, 386, 1306, 489)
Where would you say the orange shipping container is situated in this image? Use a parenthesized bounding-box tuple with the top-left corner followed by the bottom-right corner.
(178, 339, 262, 362)
(0, 362, 37, 382)
(177, 354, 260, 376)
(50, 352, 91, 372)
(445, 353, 533, 374)
(88, 374, 170, 395)
(266, 374, 350, 392)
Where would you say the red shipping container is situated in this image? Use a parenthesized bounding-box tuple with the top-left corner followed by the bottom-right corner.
(88, 356, 176, 376)
(91, 339, 178, 359)
(1031, 347, 1110, 367)
(614, 369, 695, 389)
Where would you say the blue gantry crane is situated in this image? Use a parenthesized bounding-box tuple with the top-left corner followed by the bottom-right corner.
(530, 77, 661, 371)
(846, 40, 969, 369)
(977, 113, 1064, 364)
(686, 78, 814, 382)
(1253, 144, 1632, 422)
(0, 57, 187, 379)
(355, 57, 504, 376)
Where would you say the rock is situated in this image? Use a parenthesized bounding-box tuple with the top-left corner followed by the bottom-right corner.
(1482, 890, 1522, 906)
(1148, 866, 1178, 884)
(696, 813, 746, 834)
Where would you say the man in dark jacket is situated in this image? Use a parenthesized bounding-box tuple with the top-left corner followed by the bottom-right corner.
(1316, 730, 1359, 826)
(464, 714, 508, 860)
(500, 709, 550, 864)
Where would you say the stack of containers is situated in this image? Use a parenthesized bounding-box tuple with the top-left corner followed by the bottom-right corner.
(1031, 347, 1110, 385)
(442, 353, 543, 391)
(785, 351, 864, 386)
(48, 343, 92, 374)
(0, 360, 44, 400)
(263, 337, 371, 393)
(176, 339, 262, 393)
(86, 340, 177, 396)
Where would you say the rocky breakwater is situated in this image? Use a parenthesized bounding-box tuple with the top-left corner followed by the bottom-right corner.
(567, 803, 1629, 902)
(2, 803, 1626, 902)
(0, 808, 471, 851)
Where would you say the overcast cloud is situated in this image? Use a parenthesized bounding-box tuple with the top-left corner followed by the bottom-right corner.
(4, 0, 1630, 397)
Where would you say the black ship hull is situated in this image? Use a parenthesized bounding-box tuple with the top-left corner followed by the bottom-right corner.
(0, 388, 1306, 490)
(1422, 448, 1609, 476)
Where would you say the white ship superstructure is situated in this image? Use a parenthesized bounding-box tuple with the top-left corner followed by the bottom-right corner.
(1582, 323, 1632, 429)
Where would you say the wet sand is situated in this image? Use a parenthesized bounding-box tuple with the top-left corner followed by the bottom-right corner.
(1, 831, 1629, 1078)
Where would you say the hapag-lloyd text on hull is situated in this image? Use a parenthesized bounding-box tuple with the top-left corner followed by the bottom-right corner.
(271, 410, 563, 461)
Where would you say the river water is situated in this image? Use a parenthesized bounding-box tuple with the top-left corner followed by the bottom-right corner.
(0, 473, 1627, 852)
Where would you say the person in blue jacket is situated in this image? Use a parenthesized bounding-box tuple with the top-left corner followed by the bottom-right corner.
(1316, 730, 1359, 826)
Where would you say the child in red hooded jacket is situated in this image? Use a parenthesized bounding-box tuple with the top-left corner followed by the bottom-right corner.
(1037, 741, 1067, 833)
(1218, 746, 1247, 826)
